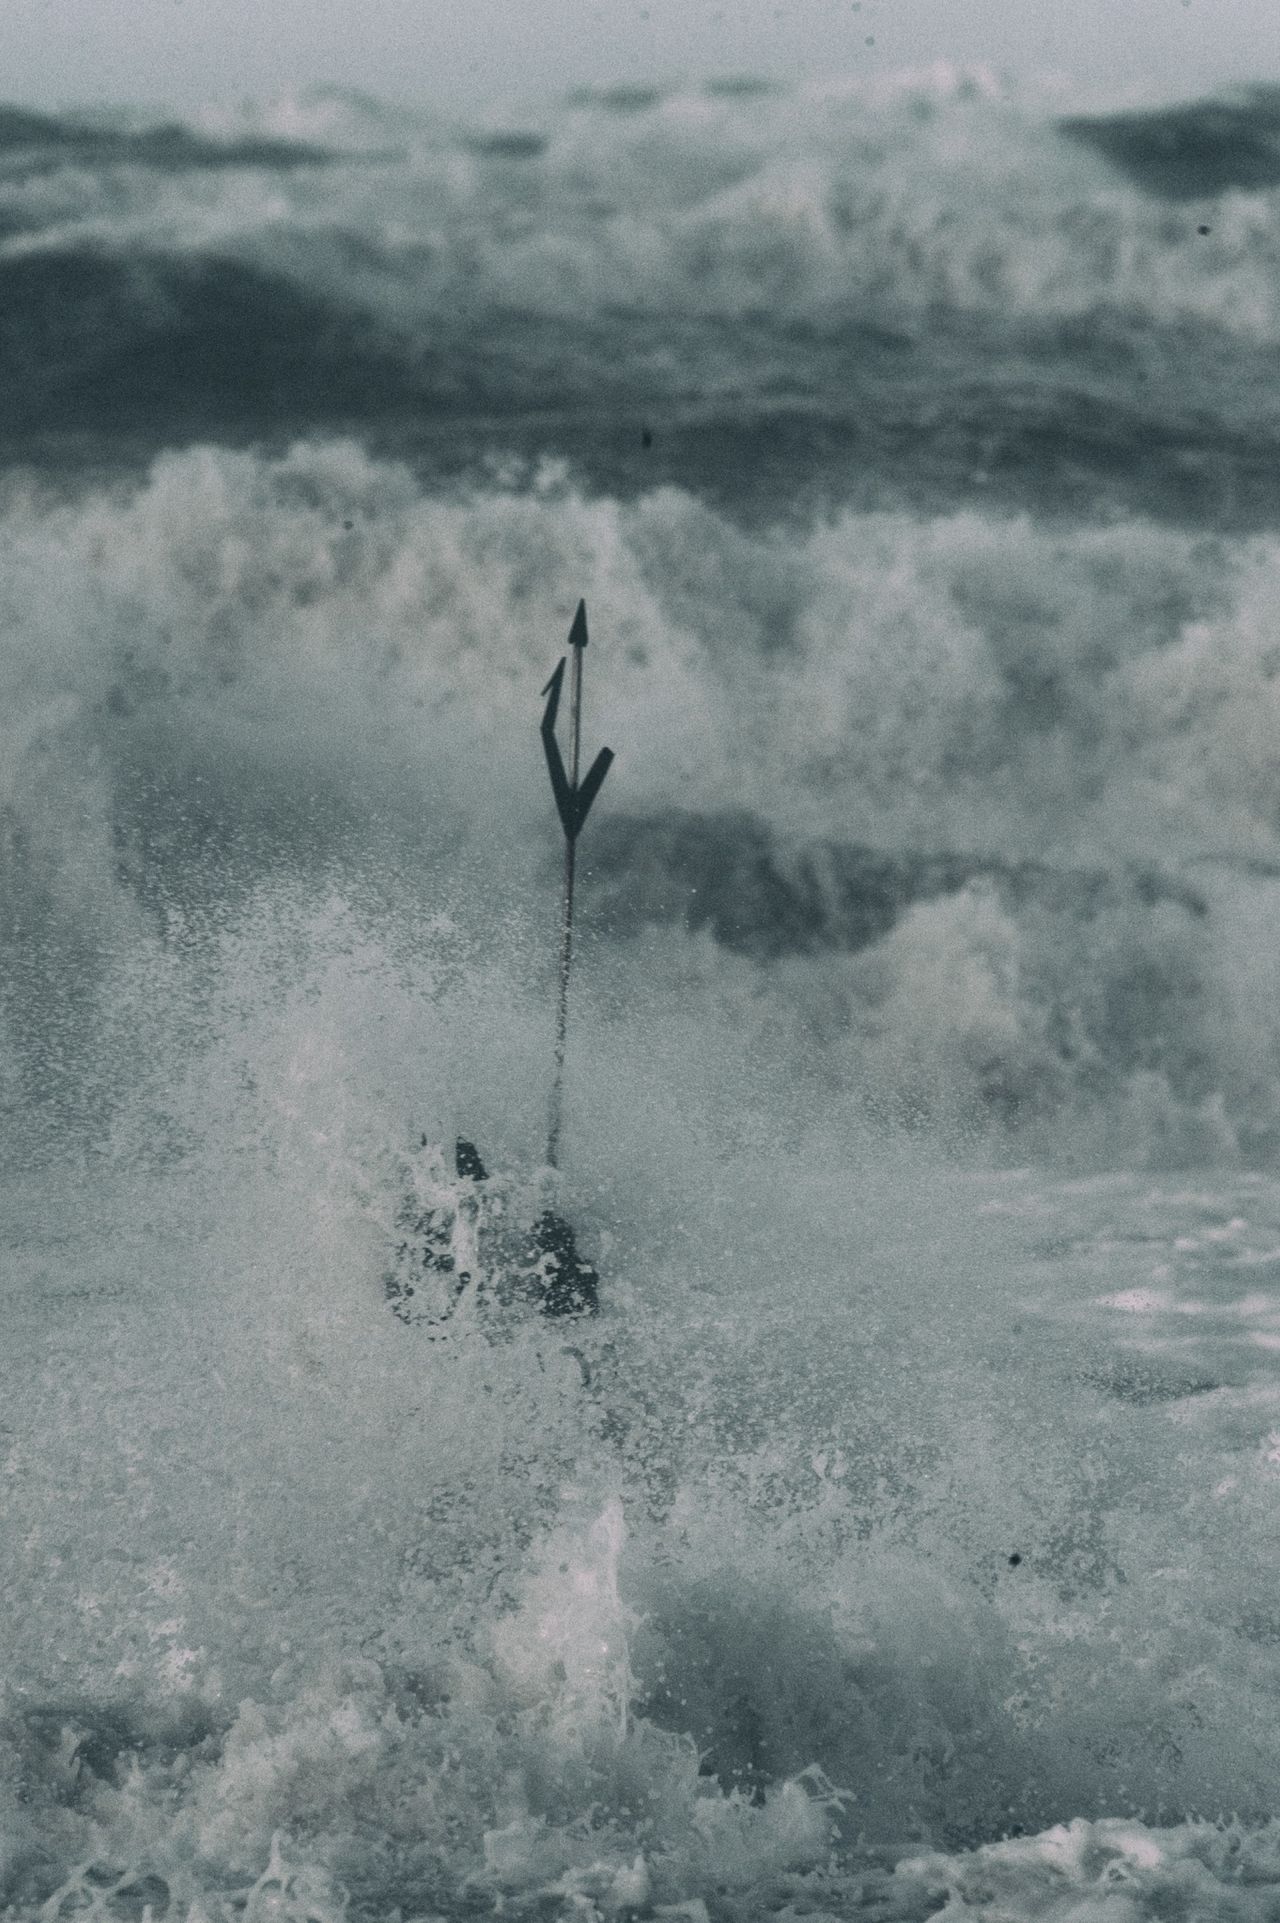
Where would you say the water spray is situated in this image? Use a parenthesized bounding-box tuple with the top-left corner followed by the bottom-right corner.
(540, 599, 614, 1170)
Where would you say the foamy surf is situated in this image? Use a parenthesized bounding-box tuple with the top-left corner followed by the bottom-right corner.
(8, 62, 1280, 1923)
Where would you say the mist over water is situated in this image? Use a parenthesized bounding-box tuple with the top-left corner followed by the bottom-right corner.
(7, 68, 1280, 1922)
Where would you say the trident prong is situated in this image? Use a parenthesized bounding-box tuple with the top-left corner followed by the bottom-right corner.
(540, 600, 614, 1168)
(541, 605, 614, 840)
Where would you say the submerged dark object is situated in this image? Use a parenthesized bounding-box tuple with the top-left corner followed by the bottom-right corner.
(524, 1207, 600, 1318)
(385, 1137, 599, 1334)
(454, 1137, 488, 1181)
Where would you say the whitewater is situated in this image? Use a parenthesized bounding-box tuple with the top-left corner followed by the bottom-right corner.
(6, 67, 1280, 1921)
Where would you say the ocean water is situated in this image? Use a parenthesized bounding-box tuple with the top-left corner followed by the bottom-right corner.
(6, 67, 1280, 1921)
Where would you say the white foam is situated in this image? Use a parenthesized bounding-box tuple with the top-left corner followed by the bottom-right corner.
(7, 78, 1280, 346)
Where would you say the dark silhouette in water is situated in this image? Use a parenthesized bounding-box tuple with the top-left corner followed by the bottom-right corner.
(454, 1137, 488, 1181)
(524, 1207, 600, 1319)
(385, 1138, 599, 1332)
(453, 1138, 600, 1318)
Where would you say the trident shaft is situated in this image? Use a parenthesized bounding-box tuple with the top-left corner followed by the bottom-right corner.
(541, 600, 614, 1168)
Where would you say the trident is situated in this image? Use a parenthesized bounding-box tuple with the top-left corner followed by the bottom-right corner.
(541, 600, 614, 1168)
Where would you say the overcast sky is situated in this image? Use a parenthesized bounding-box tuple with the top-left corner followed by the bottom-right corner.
(6, 0, 1279, 117)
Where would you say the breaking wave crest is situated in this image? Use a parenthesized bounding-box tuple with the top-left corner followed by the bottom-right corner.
(4, 76, 1280, 524)
(9, 75, 1280, 337)
(3, 439, 1280, 1165)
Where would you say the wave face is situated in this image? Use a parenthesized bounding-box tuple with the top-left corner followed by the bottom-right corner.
(8, 69, 1280, 1923)
(1061, 87, 1280, 198)
(2, 77, 1280, 521)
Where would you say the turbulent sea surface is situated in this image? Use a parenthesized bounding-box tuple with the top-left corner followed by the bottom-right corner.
(7, 69, 1280, 1920)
